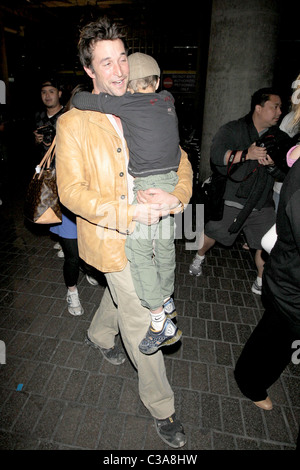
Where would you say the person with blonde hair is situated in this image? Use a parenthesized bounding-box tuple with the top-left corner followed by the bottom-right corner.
(290, 73, 300, 127)
(273, 74, 300, 209)
(234, 134, 300, 422)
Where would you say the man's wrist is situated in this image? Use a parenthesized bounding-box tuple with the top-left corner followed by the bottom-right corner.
(240, 149, 247, 162)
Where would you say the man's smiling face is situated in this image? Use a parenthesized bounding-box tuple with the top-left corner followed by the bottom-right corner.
(84, 38, 129, 96)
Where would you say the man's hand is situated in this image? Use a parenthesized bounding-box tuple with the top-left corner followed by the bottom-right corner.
(247, 142, 268, 160)
(136, 188, 180, 211)
(258, 155, 275, 166)
(132, 203, 164, 225)
(33, 130, 43, 144)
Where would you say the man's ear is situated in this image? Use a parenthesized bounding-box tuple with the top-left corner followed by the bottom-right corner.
(155, 77, 160, 91)
(255, 104, 262, 115)
(84, 66, 95, 79)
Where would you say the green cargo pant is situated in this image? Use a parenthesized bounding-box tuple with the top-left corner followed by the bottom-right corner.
(125, 171, 178, 310)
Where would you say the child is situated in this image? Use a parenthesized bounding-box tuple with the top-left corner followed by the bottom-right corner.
(73, 52, 183, 355)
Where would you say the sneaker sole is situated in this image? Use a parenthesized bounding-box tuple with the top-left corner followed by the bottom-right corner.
(189, 270, 202, 277)
(68, 307, 84, 316)
(162, 329, 182, 347)
(251, 287, 262, 295)
(165, 310, 177, 320)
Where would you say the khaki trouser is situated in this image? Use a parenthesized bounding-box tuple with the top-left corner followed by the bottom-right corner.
(87, 262, 175, 419)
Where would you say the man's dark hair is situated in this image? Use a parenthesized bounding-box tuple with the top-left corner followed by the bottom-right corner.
(78, 16, 127, 70)
(250, 87, 281, 113)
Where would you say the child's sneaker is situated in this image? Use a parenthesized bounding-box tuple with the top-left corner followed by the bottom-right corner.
(189, 254, 205, 276)
(164, 298, 177, 319)
(139, 318, 182, 355)
(67, 289, 84, 316)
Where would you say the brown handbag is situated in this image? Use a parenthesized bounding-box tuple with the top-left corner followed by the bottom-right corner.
(24, 138, 62, 224)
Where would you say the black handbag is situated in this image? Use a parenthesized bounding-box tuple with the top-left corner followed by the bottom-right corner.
(201, 171, 227, 224)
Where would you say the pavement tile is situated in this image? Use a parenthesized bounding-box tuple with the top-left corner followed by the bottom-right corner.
(96, 411, 126, 450)
(26, 363, 55, 395)
(120, 415, 148, 449)
(190, 362, 209, 391)
(79, 373, 105, 406)
(0, 391, 28, 430)
(119, 378, 140, 414)
(241, 400, 268, 440)
(47, 366, 72, 399)
(32, 398, 64, 440)
(53, 402, 85, 445)
(12, 393, 45, 435)
(201, 393, 222, 431)
(75, 407, 105, 449)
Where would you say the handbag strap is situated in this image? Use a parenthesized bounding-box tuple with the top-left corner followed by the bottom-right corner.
(36, 137, 56, 179)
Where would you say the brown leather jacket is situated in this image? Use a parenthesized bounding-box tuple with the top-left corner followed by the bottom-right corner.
(56, 108, 193, 272)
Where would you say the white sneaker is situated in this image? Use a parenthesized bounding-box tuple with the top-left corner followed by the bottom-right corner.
(57, 249, 64, 258)
(86, 274, 98, 286)
(189, 254, 205, 276)
(66, 289, 84, 316)
(251, 280, 262, 295)
(53, 242, 61, 250)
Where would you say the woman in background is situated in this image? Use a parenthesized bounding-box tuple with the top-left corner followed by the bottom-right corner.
(50, 84, 96, 316)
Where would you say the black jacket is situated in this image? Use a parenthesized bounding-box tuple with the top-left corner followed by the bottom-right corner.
(73, 91, 181, 177)
(263, 157, 300, 329)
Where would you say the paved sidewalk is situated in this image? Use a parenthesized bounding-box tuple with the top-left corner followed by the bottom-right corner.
(0, 192, 299, 451)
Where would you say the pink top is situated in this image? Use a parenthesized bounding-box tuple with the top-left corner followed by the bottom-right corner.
(286, 145, 299, 167)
